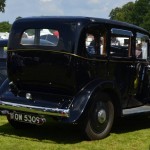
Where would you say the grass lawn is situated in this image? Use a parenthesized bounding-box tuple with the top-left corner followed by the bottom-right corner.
(0, 115, 150, 150)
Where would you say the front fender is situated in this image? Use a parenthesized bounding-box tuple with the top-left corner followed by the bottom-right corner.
(67, 79, 117, 123)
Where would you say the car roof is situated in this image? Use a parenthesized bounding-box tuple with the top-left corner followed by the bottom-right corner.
(13, 16, 149, 35)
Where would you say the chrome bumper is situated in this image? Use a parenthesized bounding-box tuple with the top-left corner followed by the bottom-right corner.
(0, 100, 70, 117)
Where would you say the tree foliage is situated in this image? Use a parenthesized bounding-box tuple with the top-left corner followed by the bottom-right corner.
(109, 2, 135, 24)
(0, 0, 6, 12)
(0, 21, 11, 32)
(109, 0, 150, 32)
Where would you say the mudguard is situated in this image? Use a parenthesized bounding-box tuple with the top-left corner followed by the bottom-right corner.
(67, 78, 120, 123)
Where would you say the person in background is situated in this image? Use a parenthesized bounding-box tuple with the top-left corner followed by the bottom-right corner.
(136, 43, 142, 58)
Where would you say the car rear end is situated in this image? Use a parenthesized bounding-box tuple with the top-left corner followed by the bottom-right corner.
(0, 17, 87, 125)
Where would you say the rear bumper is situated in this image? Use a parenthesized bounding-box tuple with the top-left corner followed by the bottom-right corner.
(0, 98, 70, 118)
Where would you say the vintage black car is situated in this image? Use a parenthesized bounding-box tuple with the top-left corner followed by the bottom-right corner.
(0, 17, 150, 140)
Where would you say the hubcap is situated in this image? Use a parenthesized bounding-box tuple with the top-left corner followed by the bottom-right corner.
(97, 109, 107, 124)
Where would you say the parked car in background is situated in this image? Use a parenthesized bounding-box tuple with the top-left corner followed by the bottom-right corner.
(0, 39, 9, 101)
(0, 39, 7, 58)
(0, 17, 150, 140)
(0, 39, 7, 85)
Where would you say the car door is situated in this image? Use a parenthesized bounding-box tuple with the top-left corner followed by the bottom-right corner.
(133, 32, 150, 103)
(108, 28, 138, 108)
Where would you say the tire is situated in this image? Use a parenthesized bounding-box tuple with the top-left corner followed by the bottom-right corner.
(83, 92, 114, 140)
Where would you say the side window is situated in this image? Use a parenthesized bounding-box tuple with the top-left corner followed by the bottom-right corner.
(85, 27, 106, 56)
(110, 28, 133, 57)
(21, 29, 59, 46)
(136, 33, 149, 59)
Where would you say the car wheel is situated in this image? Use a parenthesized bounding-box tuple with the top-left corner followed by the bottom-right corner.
(83, 92, 114, 140)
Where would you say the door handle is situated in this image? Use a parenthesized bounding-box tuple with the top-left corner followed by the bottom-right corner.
(129, 65, 135, 68)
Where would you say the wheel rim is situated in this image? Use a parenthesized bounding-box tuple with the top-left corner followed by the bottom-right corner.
(98, 109, 107, 124)
(90, 101, 109, 133)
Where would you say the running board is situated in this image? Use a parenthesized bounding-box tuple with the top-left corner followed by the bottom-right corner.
(123, 105, 150, 116)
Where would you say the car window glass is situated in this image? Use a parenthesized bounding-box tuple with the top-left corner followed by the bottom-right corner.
(110, 28, 133, 58)
(21, 29, 59, 46)
(111, 28, 133, 36)
(136, 33, 149, 59)
(85, 27, 106, 56)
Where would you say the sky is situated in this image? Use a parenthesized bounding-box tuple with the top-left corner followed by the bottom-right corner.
(0, 0, 135, 23)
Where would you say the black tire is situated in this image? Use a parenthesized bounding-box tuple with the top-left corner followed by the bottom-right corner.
(83, 92, 114, 140)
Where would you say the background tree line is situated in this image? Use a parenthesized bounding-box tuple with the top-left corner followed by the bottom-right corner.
(0, 21, 11, 32)
(0, 0, 5, 12)
(0, 0, 11, 32)
(109, 0, 150, 32)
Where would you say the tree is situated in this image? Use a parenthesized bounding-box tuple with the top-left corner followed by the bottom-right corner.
(0, 0, 6, 12)
(141, 11, 150, 31)
(109, 2, 135, 24)
(0, 21, 11, 32)
(109, 0, 150, 32)
(132, 0, 150, 26)
(109, 7, 122, 20)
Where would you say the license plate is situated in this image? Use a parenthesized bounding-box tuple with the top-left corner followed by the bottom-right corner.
(9, 112, 46, 125)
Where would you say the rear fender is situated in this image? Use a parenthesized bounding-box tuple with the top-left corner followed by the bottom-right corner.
(68, 79, 118, 122)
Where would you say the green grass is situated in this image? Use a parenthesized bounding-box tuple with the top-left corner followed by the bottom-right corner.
(0, 115, 150, 150)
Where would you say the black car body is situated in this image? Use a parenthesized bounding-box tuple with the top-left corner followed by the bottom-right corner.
(0, 17, 150, 140)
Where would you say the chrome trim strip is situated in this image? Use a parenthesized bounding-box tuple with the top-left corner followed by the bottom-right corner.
(0, 101, 70, 117)
(123, 105, 150, 116)
(8, 49, 107, 62)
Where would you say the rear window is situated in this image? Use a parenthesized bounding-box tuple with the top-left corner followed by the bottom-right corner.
(21, 29, 59, 47)
(19, 23, 77, 53)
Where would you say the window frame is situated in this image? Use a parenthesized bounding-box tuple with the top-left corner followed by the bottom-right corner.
(110, 28, 133, 58)
(20, 28, 59, 47)
(135, 32, 149, 60)
(84, 24, 107, 57)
